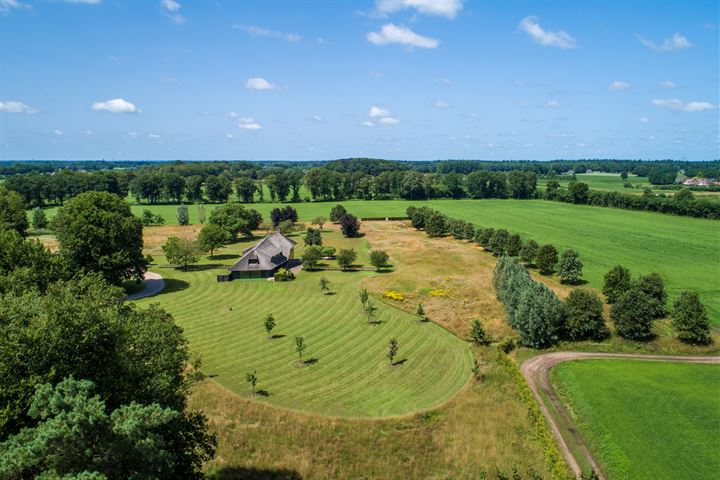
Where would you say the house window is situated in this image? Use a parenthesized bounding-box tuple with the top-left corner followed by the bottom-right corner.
(249, 258, 259, 264)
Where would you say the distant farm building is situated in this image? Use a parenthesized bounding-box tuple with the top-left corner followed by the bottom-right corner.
(217, 231, 296, 281)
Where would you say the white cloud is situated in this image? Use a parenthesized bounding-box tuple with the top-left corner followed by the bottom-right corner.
(367, 23, 439, 48)
(127, 131, 138, 138)
(238, 117, 262, 130)
(312, 114, 323, 122)
(227, 111, 238, 118)
(438, 77, 452, 85)
(660, 80, 676, 88)
(148, 133, 161, 138)
(1, 0, 28, 15)
(91, 98, 139, 114)
(652, 98, 716, 112)
(226, 133, 234, 139)
(548, 99, 560, 108)
(378, 116, 400, 124)
(54, 129, 63, 136)
(639, 117, 649, 123)
(81, 130, 93, 135)
(369, 106, 390, 117)
(376, 0, 463, 19)
(66, 0, 101, 4)
(367, 105, 399, 125)
(245, 77, 277, 90)
(637, 33, 691, 52)
(609, 81, 631, 91)
(161, 0, 185, 24)
(434, 100, 450, 108)
(0, 100, 37, 113)
(370, 71, 384, 78)
(519, 16, 576, 49)
(233, 24, 301, 42)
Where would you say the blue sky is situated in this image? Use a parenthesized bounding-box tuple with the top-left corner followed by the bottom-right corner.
(1, 0, 718, 161)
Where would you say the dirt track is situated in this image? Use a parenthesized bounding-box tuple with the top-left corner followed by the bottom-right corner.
(520, 352, 720, 479)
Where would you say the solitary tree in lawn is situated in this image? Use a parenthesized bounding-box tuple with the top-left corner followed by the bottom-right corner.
(263, 314, 276, 339)
(339, 213, 361, 237)
(369, 250, 389, 272)
(294, 336, 306, 365)
(387, 338, 399, 365)
(32, 207, 48, 230)
(359, 288, 369, 306)
(337, 248, 357, 271)
(364, 301, 378, 324)
(162, 236, 201, 270)
(302, 245, 323, 271)
(245, 371, 258, 397)
(176, 204, 189, 226)
(197, 223, 231, 257)
(319, 276, 330, 294)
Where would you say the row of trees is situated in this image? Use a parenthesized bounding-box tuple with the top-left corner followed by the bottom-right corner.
(542, 181, 720, 219)
(406, 206, 584, 284)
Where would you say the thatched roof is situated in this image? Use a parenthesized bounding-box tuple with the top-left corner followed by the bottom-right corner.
(229, 231, 296, 272)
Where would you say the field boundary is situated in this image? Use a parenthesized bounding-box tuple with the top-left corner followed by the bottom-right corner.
(520, 352, 720, 479)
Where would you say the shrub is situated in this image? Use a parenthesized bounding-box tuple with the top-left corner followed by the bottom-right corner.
(424, 211, 447, 237)
(428, 288, 450, 297)
(31, 207, 48, 230)
(141, 209, 165, 226)
(470, 319, 490, 345)
(477, 227, 495, 248)
(611, 288, 656, 340)
(535, 244, 558, 274)
(506, 234, 522, 257)
(603, 265, 631, 303)
(557, 249, 583, 284)
(672, 291, 711, 344)
(498, 337, 516, 354)
(383, 290, 405, 302)
(520, 239, 539, 265)
(329, 204, 347, 222)
(339, 213, 361, 237)
(304, 228, 322, 246)
(410, 207, 431, 230)
(278, 219, 295, 235)
(562, 290, 609, 341)
(322, 246, 336, 258)
(274, 268, 295, 282)
(176, 204, 189, 226)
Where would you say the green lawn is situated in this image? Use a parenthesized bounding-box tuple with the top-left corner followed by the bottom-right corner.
(41, 198, 720, 324)
(133, 230, 472, 417)
(537, 172, 649, 193)
(552, 359, 720, 480)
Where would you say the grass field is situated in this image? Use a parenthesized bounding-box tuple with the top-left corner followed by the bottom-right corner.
(40, 198, 720, 325)
(537, 172, 649, 193)
(133, 229, 472, 417)
(552, 359, 720, 480)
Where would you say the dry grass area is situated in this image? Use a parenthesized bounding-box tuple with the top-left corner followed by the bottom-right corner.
(362, 221, 572, 340)
(28, 234, 59, 253)
(192, 346, 548, 480)
(143, 224, 202, 255)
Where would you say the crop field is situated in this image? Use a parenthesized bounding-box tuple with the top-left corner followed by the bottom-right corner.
(552, 359, 720, 480)
(133, 229, 472, 417)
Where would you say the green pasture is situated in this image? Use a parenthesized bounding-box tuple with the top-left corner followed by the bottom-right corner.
(133, 230, 473, 417)
(537, 172, 649, 193)
(552, 359, 720, 480)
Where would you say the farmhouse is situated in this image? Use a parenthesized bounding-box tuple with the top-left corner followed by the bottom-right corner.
(217, 231, 296, 281)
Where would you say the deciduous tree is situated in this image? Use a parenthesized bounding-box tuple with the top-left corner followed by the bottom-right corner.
(197, 224, 231, 257)
(603, 265, 631, 303)
(672, 291, 710, 344)
(535, 244, 558, 275)
(369, 250, 389, 271)
(562, 290, 609, 341)
(339, 213, 361, 237)
(387, 338, 398, 364)
(337, 248, 357, 271)
(162, 236, 201, 270)
(557, 249, 583, 284)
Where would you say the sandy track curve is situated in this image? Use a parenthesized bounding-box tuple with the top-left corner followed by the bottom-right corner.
(126, 271, 165, 300)
(520, 352, 720, 479)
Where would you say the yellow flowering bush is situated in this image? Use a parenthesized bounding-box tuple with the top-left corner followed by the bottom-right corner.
(428, 288, 451, 298)
(383, 290, 406, 302)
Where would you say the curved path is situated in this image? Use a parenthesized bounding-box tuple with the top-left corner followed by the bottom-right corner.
(126, 271, 165, 300)
(520, 352, 720, 479)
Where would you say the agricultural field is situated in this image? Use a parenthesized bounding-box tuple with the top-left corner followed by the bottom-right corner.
(552, 359, 720, 480)
(537, 172, 649, 193)
(134, 229, 473, 417)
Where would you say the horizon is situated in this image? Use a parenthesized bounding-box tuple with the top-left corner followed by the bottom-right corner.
(1, 0, 719, 161)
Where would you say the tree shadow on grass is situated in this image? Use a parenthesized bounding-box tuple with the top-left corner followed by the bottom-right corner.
(209, 254, 240, 261)
(391, 358, 407, 366)
(207, 466, 303, 480)
(187, 263, 227, 271)
(270, 334, 286, 340)
(302, 357, 319, 366)
(323, 291, 337, 296)
(160, 278, 189, 294)
(255, 389, 271, 397)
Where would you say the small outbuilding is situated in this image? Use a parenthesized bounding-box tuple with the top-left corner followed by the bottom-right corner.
(217, 231, 296, 281)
